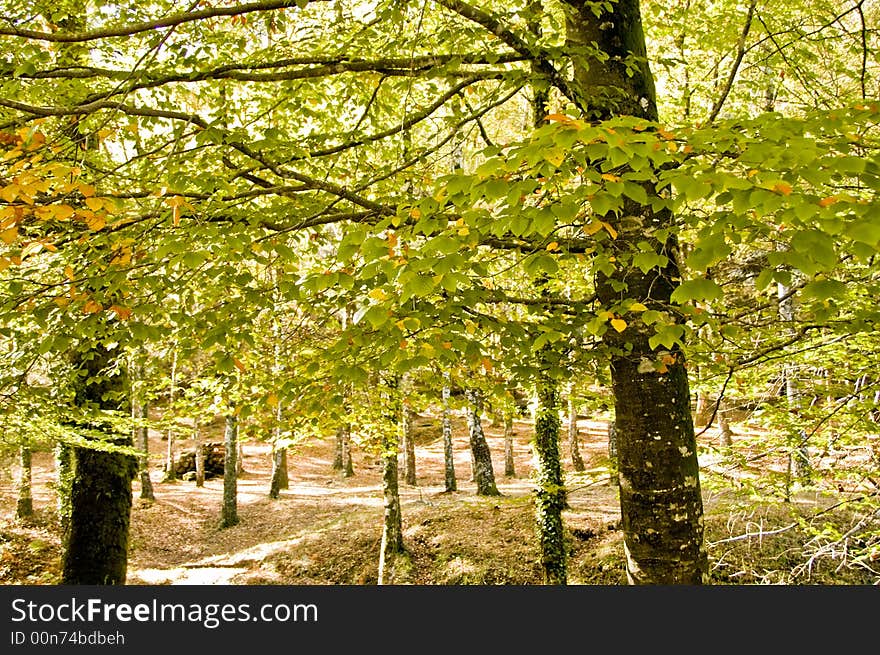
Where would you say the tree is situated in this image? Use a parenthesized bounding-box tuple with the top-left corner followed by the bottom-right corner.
(221, 412, 239, 529)
(464, 388, 500, 496)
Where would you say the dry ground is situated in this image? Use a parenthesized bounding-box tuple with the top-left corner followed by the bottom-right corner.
(1, 411, 877, 585)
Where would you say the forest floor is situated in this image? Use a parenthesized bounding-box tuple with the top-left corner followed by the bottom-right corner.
(1, 411, 878, 585)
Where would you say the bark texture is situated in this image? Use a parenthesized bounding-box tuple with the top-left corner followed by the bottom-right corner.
(465, 389, 500, 496)
(565, 0, 707, 583)
(441, 385, 457, 492)
(16, 445, 33, 519)
(220, 414, 239, 528)
(534, 380, 567, 584)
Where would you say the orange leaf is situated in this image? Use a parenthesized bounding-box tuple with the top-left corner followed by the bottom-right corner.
(818, 196, 838, 208)
(78, 183, 96, 197)
(109, 305, 132, 320)
(601, 173, 620, 182)
(772, 182, 793, 195)
(83, 299, 103, 314)
(546, 241, 559, 251)
(233, 357, 247, 372)
(544, 113, 576, 125)
(481, 357, 494, 373)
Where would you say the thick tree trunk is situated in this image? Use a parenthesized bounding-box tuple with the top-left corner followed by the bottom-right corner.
(62, 346, 136, 585)
(16, 445, 33, 519)
(465, 389, 500, 496)
(567, 395, 586, 472)
(135, 399, 154, 500)
(608, 420, 619, 486)
(442, 385, 457, 492)
(402, 402, 417, 486)
(534, 380, 567, 584)
(220, 414, 239, 528)
(504, 415, 516, 477)
(565, 0, 707, 583)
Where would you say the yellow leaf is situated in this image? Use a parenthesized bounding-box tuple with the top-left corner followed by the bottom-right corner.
(584, 221, 604, 236)
(0, 226, 19, 244)
(85, 213, 106, 231)
(78, 183, 96, 197)
(544, 113, 576, 125)
(610, 318, 627, 333)
(544, 150, 565, 167)
(368, 288, 387, 302)
(601, 173, 620, 182)
(0, 184, 19, 202)
(546, 241, 559, 251)
(410, 207, 422, 219)
(50, 204, 75, 220)
(602, 222, 618, 239)
(457, 227, 469, 236)
(53, 296, 69, 308)
(0, 257, 11, 272)
(267, 392, 279, 408)
(85, 197, 104, 211)
(64, 265, 75, 280)
(629, 302, 648, 312)
(395, 319, 407, 331)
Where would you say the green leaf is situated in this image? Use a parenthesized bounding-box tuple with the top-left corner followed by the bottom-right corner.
(670, 278, 723, 303)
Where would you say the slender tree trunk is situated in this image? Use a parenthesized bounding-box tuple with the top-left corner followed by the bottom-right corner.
(164, 349, 177, 481)
(378, 428, 404, 584)
(237, 440, 245, 476)
(333, 426, 344, 470)
(718, 404, 733, 447)
(341, 424, 354, 477)
(194, 420, 205, 488)
(504, 414, 516, 477)
(465, 389, 500, 496)
(16, 445, 33, 519)
(778, 280, 811, 485)
(534, 379, 567, 584)
(442, 384, 457, 492)
(135, 399, 154, 500)
(62, 345, 136, 585)
(567, 395, 586, 472)
(402, 401, 417, 486)
(608, 420, 618, 486)
(220, 414, 239, 528)
(565, 0, 707, 583)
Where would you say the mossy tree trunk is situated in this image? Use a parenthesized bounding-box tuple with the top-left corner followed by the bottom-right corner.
(567, 394, 586, 472)
(378, 375, 404, 584)
(534, 379, 567, 584)
(16, 445, 33, 519)
(441, 384, 457, 492)
(564, 0, 707, 583)
(62, 345, 137, 585)
(220, 413, 239, 528)
(465, 389, 500, 496)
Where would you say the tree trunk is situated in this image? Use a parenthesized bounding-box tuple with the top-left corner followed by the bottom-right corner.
(194, 420, 205, 488)
(465, 389, 500, 496)
(504, 415, 516, 477)
(607, 420, 619, 487)
(565, 0, 707, 584)
(402, 401, 417, 486)
(16, 445, 33, 519)
(134, 399, 154, 500)
(567, 395, 586, 472)
(718, 405, 733, 447)
(269, 445, 287, 499)
(333, 426, 344, 470)
(163, 349, 177, 481)
(62, 345, 137, 585)
(378, 428, 404, 584)
(778, 280, 811, 485)
(220, 414, 239, 528)
(534, 379, 567, 584)
(55, 442, 73, 546)
(341, 424, 354, 478)
(442, 384, 457, 492)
